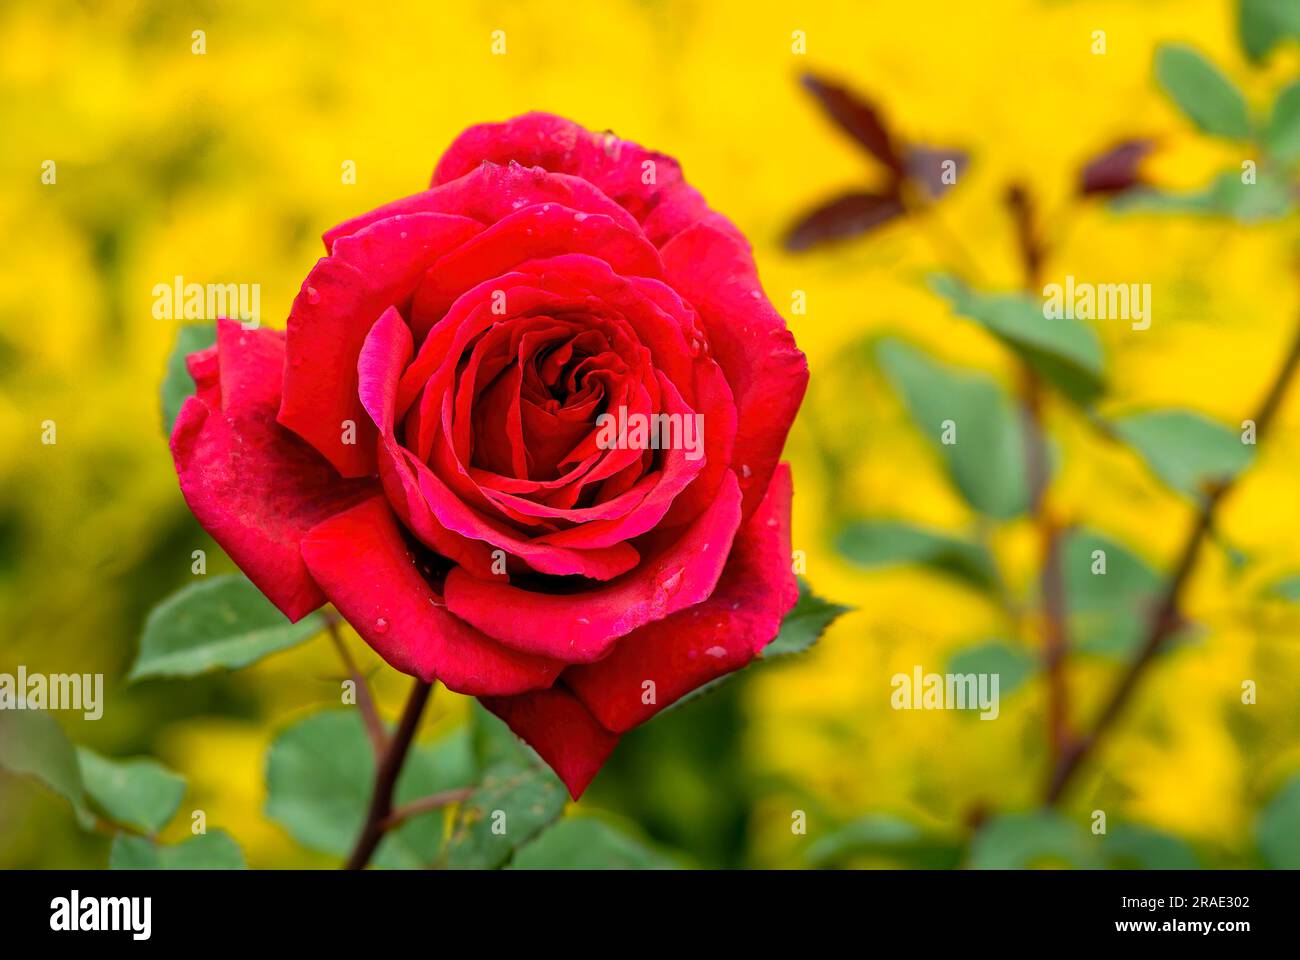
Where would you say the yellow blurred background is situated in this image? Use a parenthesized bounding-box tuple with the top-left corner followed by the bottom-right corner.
(2, 0, 1299, 868)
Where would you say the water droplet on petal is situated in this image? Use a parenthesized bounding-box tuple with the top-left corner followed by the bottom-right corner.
(576, 616, 590, 625)
(305, 286, 320, 305)
(399, 231, 408, 240)
(573, 211, 588, 222)
(374, 617, 389, 635)
(740, 463, 753, 479)
(660, 567, 685, 595)
(705, 645, 727, 658)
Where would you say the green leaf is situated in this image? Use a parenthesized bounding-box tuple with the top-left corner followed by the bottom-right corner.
(930, 274, 1105, 405)
(443, 761, 568, 869)
(662, 579, 849, 714)
(764, 578, 850, 656)
(1155, 44, 1252, 140)
(109, 830, 246, 869)
(807, 814, 963, 869)
(77, 748, 186, 835)
(511, 817, 679, 869)
(1267, 81, 1300, 161)
(968, 811, 1101, 869)
(838, 519, 998, 591)
(160, 323, 216, 434)
(1257, 773, 1300, 868)
(1102, 823, 1199, 869)
(265, 710, 476, 868)
(131, 574, 324, 680)
(1063, 529, 1163, 658)
(0, 709, 86, 813)
(876, 338, 1028, 518)
(1115, 171, 1293, 223)
(468, 699, 535, 770)
(947, 641, 1036, 696)
(1112, 410, 1253, 497)
(1240, 0, 1300, 62)
(1264, 572, 1300, 601)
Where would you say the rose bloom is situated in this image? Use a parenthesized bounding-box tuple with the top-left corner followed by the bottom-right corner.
(171, 113, 807, 797)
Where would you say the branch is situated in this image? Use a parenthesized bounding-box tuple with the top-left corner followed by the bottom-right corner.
(326, 617, 386, 756)
(378, 787, 475, 831)
(1046, 312, 1300, 804)
(344, 678, 434, 870)
(1005, 183, 1074, 763)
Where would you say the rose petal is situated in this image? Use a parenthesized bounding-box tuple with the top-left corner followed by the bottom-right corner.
(410, 204, 662, 322)
(565, 464, 798, 732)
(432, 112, 725, 247)
(660, 219, 808, 520)
(170, 320, 376, 620)
(443, 471, 743, 662)
(359, 307, 498, 578)
(362, 308, 640, 581)
(279, 212, 483, 477)
(479, 685, 619, 800)
(301, 497, 563, 696)
(324, 159, 642, 250)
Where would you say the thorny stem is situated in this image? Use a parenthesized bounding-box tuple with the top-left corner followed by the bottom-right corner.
(1046, 305, 1300, 804)
(1005, 184, 1075, 765)
(344, 678, 434, 870)
(326, 617, 386, 756)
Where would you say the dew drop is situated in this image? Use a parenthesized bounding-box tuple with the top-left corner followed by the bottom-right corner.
(705, 645, 727, 658)
(574, 211, 588, 222)
(374, 617, 390, 635)
(576, 616, 591, 625)
(741, 463, 753, 479)
(305, 286, 320, 305)
(399, 231, 408, 240)
(660, 567, 685, 595)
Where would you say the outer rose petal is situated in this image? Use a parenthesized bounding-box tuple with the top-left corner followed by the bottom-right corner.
(279, 212, 483, 477)
(409, 204, 663, 324)
(300, 497, 563, 697)
(479, 686, 619, 800)
(323, 159, 643, 250)
(565, 463, 798, 732)
(443, 472, 744, 662)
(170, 320, 376, 620)
(660, 219, 809, 520)
(432, 112, 726, 247)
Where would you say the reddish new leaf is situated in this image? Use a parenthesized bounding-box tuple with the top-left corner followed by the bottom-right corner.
(906, 146, 969, 198)
(800, 73, 905, 175)
(1080, 139, 1154, 196)
(784, 191, 906, 252)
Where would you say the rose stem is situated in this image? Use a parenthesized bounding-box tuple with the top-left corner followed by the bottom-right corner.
(1005, 183, 1075, 766)
(326, 617, 387, 755)
(344, 678, 434, 870)
(1046, 294, 1300, 805)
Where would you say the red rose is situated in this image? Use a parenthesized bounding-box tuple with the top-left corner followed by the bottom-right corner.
(171, 113, 807, 797)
